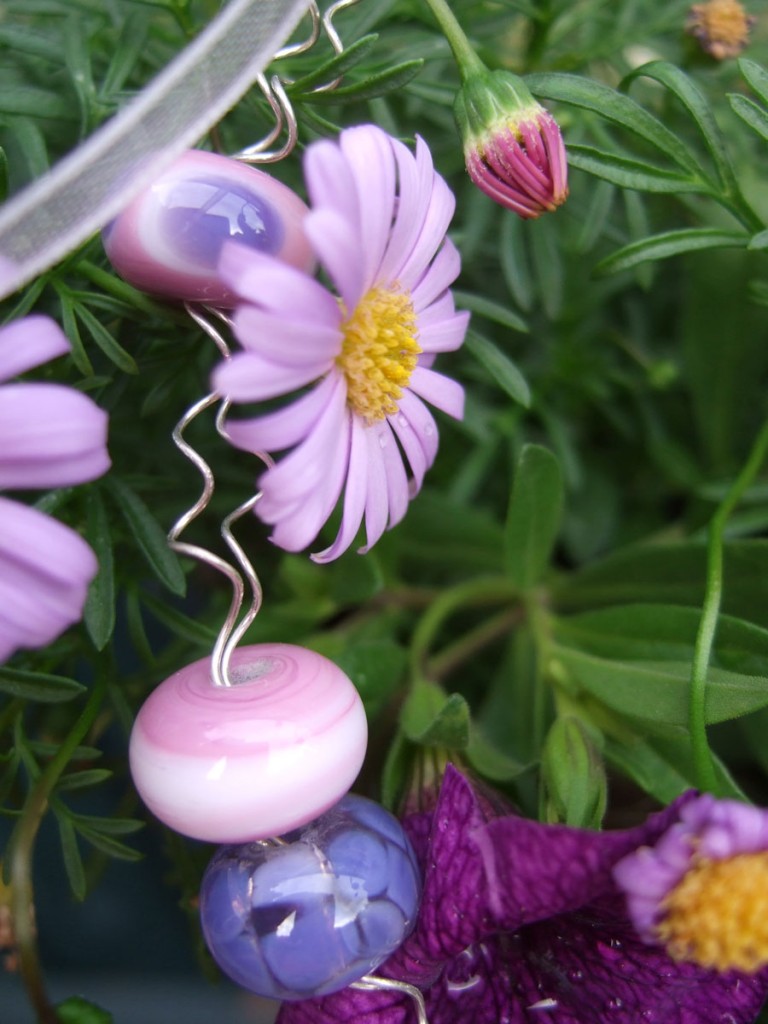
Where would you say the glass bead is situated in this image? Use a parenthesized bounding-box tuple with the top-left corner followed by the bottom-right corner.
(129, 643, 367, 843)
(102, 150, 314, 305)
(199, 795, 421, 1000)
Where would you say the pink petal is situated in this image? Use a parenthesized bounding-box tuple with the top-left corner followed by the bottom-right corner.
(389, 405, 429, 494)
(223, 374, 338, 454)
(340, 125, 396, 285)
(0, 315, 70, 382)
(231, 305, 340, 366)
(0, 384, 110, 489)
(397, 389, 439, 467)
(311, 416, 369, 563)
(395, 173, 456, 292)
(408, 366, 465, 420)
(218, 243, 340, 325)
(212, 351, 329, 403)
(418, 310, 470, 353)
(411, 240, 462, 312)
(378, 421, 410, 529)
(304, 209, 367, 311)
(304, 138, 359, 227)
(360, 426, 389, 552)
(378, 135, 437, 284)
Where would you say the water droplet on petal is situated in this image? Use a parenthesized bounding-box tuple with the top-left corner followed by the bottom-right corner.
(568, 969, 584, 983)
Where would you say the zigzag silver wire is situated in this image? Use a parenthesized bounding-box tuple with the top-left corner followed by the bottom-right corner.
(172, 0, 362, 688)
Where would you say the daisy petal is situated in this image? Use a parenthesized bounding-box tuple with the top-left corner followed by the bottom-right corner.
(411, 239, 462, 312)
(397, 389, 440, 466)
(0, 315, 70, 382)
(359, 426, 389, 552)
(304, 138, 359, 226)
(304, 209, 367, 311)
(418, 310, 470, 353)
(213, 352, 329, 403)
(396, 173, 456, 291)
(340, 125, 396, 285)
(389, 406, 429, 494)
(231, 305, 340, 366)
(379, 422, 410, 528)
(409, 367, 465, 419)
(0, 384, 110, 489)
(311, 416, 368, 563)
(378, 134, 436, 284)
(224, 374, 338, 454)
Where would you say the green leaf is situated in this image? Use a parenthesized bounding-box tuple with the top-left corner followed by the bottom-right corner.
(57, 291, 94, 376)
(333, 640, 406, 718)
(541, 716, 606, 828)
(72, 814, 144, 835)
(500, 211, 534, 313)
(401, 681, 470, 749)
(466, 724, 528, 781)
(748, 228, 768, 250)
(0, 668, 85, 703)
(554, 645, 768, 729)
(99, 12, 149, 98)
(56, 813, 86, 901)
(286, 34, 379, 94)
(504, 444, 563, 589)
(529, 215, 563, 321)
(452, 290, 528, 334)
(525, 71, 702, 175)
(106, 477, 186, 596)
(75, 304, 138, 374)
(737, 58, 768, 107)
(728, 93, 768, 144)
(0, 86, 77, 120)
(465, 330, 531, 408)
(55, 995, 113, 1024)
(295, 60, 423, 104)
(624, 62, 736, 193)
(84, 490, 116, 650)
(56, 769, 113, 792)
(399, 489, 504, 573)
(594, 228, 747, 276)
(75, 826, 143, 862)
(567, 144, 706, 194)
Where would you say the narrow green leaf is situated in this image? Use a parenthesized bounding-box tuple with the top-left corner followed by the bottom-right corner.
(72, 814, 144, 835)
(298, 60, 423, 104)
(0, 86, 77, 120)
(567, 144, 706, 194)
(595, 228, 747, 276)
(529, 215, 563, 321)
(624, 62, 736, 193)
(56, 813, 86, 901)
(554, 645, 768, 728)
(466, 725, 527, 781)
(0, 25, 64, 61)
(56, 769, 113, 792)
(75, 304, 138, 374)
(84, 490, 116, 650)
(541, 717, 606, 828)
(75, 826, 143, 861)
(106, 477, 186, 596)
(526, 71, 702, 175)
(286, 34, 379, 94)
(57, 291, 94, 376)
(504, 444, 563, 589)
(0, 668, 85, 703)
(465, 330, 531, 408)
(55, 996, 113, 1024)
(500, 211, 534, 313)
(452, 290, 528, 334)
(737, 58, 768, 107)
(333, 640, 406, 718)
(99, 12, 149, 98)
(728, 93, 768, 144)
(748, 228, 768, 250)
(401, 681, 470, 749)
(141, 592, 216, 646)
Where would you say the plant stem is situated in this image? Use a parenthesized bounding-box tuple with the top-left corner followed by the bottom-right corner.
(428, 606, 522, 681)
(420, 0, 485, 80)
(10, 673, 106, 1023)
(689, 417, 768, 792)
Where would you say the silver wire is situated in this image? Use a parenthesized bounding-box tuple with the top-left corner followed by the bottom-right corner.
(351, 975, 429, 1024)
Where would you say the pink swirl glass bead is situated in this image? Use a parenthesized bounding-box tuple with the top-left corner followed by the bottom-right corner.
(102, 150, 314, 306)
(129, 643, 367, 843)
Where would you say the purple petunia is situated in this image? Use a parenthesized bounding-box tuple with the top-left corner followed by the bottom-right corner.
(0, 315, 110, 662)
(212, 124, 469, 562)
(278, 766, 768, 1024)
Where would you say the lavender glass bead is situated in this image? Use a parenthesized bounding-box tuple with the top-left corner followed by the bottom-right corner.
(199, 795, 421, 1000)
(102, 149, 314, 305)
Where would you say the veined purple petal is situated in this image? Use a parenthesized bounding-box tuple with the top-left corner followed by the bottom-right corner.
(224, 374, 337, 454)
(408, 367, 465, 420)
(304, 138, 360, 227)
(212, 351, 330, 403)
(418, 310, 470, 353)
(0, 315, 70, 382)
(0, 497, 97, 661)
(359, 426, 389, 553)
(231, 305, 341, 366)
(304, 209, 368, 311)
(340, 125, 396, 286)
(0, 384, 110, 488)
(410, 240, 462, 312)
(218, 243, 340, 325)
(311, 415, 368, 563)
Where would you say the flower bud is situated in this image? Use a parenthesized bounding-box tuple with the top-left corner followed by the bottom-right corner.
(686, 0, 756, 60)
(454, 67, 568, 219)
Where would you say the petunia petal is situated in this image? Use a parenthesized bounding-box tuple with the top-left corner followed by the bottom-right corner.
(0, 384, 110, 489)
(0, 315, 70, 382)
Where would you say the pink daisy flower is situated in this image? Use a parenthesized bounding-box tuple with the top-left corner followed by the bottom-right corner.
(212, 124, 469, 562)
(0, 315, 110, 662)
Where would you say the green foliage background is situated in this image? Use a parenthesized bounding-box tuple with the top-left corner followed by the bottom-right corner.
(2, 0, 768, 1019)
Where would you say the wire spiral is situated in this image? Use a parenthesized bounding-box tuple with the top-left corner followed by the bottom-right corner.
(169, 1, 361, 687)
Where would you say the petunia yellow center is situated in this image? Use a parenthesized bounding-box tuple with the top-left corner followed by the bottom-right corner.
(337, 286, 421, 423)
(657, 851, 768, 972)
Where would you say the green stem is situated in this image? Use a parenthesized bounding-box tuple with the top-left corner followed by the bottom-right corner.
(420, 0, 485, 80)
(10, 674, 107, 1023)
(428, 606, 522, 681)
(690, 417, 768, 792)
(526, 592, 554, 757)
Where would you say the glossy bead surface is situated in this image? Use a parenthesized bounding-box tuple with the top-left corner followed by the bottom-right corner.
(199, 795, 421, 1000)
(129, 643, 367, 842)
(102, 150, 314, 305)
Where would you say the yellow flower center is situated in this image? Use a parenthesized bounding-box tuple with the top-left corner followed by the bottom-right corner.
(337, 286, 421, 423)
(687, 0, 753, 58)
(657, 851, 768, 972)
